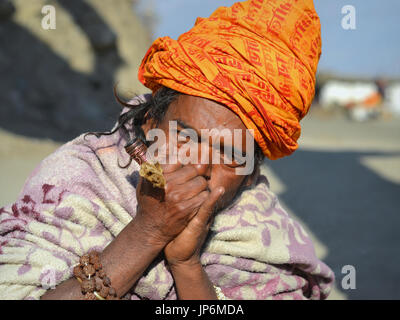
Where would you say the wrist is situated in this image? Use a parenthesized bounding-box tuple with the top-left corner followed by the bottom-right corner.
(128, 216, 168, 250)
(169, 259, 217, 300)
(98, 219, 166, 296)
(169, 257, 202, 273)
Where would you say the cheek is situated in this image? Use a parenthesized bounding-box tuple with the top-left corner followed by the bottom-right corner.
(208, 165, 246, 204)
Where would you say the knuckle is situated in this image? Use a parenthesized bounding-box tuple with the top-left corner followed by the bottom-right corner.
(164, 173, 175, 184)
(187, 165, 198, 176)
(165, 181, 178, 194)
(162, 163, 180, 173)
(192, 176, 207, 190)
(170, 192, 181, 203)
(197, 190, 209, 203)
(176, 202, 187, 212)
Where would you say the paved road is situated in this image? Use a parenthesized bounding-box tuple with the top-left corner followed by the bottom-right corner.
(265, 109, 400, 299)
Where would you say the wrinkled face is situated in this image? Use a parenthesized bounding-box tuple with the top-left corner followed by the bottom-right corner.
(143, 94, 260, 211)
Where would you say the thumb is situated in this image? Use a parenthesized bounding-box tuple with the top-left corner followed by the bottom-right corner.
(195, 186, 225, 227)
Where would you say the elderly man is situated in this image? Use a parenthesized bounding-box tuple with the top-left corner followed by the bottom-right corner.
(0, 0, 333, 300)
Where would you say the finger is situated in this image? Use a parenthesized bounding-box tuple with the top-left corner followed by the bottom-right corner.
(161, 161, 183, 174)
(164, 165, 198, 185)
(166, 176, 208, 201)
(195, 187, 225, 227)
(174, 190, 209, 220)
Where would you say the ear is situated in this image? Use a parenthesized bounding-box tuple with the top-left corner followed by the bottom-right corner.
(243, 164, 260, 188)
(140, 111, 157, 138)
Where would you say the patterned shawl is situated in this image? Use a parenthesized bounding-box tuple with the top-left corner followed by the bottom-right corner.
(0, 99, 334, 300)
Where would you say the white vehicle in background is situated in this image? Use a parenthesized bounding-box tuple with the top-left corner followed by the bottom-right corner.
(320, 81, 379, 108)
(319, 81, 382, 121)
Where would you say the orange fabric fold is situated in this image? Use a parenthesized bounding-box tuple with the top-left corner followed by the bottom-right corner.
(138, 0, 322, 160)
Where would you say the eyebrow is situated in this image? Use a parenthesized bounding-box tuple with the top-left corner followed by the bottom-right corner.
(175, 119, 203, 143)
(176, 119, 196, 131)
(175, 119, 246, 158)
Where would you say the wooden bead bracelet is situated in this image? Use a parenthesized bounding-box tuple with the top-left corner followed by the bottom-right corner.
(74, 251, 225, 300)
(73, 251, 119, 300)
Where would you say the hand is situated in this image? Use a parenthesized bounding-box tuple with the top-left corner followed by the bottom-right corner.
(134, 162, 210, 248)
(164, 186, 225, 267)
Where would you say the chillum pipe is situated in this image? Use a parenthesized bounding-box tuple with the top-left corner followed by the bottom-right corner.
(124, 137, 166, 192)
(125, 138, 148, 166)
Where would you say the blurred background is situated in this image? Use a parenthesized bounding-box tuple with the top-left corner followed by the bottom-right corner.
(0, 0, 399, 299)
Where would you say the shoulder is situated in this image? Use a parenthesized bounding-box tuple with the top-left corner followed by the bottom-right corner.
(17, 127, 135, 200)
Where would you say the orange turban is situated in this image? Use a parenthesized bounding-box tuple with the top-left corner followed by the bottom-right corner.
(138, 0, 321, 160)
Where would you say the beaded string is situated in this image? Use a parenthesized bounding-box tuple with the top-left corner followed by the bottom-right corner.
(74, 252, 225, 300)
(73, 251, 119, 300)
